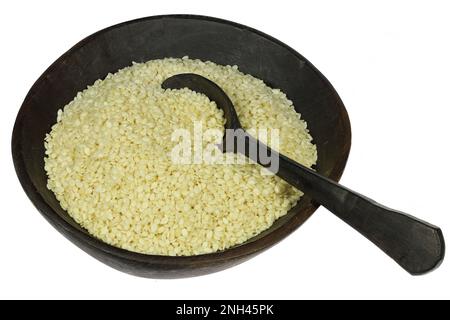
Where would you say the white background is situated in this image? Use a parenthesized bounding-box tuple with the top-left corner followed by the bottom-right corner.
(1, 0, 449, 300)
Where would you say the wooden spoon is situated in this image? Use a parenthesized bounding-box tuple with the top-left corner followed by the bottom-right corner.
(162, 73, 445, 275)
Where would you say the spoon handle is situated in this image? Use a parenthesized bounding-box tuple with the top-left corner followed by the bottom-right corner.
(241, 135, 445, 275)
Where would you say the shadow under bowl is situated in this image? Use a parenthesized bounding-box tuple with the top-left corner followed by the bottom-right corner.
(12, 15, 351, 278)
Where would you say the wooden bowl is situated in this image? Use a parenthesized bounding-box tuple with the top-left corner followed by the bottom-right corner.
(12, 15, 351, 278)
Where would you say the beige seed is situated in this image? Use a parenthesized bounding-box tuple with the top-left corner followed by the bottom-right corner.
(44, 57, 317, 256)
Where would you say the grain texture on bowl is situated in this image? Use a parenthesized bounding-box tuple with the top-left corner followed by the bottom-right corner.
(44, 57, 317, 256)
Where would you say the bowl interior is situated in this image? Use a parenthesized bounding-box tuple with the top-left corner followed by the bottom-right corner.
(13, 15, 350, 261)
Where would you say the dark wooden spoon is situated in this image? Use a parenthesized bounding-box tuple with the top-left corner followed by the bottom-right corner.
(162, 73, 445, 275)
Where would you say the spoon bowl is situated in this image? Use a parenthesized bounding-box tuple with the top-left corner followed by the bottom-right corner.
(163, 73, 242, 130)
